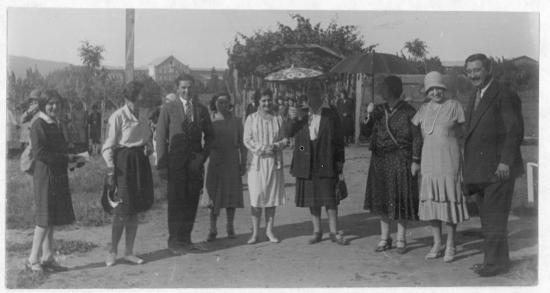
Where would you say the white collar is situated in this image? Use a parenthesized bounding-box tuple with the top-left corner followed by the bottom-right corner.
(180, 97, 192, 106)
(479, 78, 494, 97)
(38, 111, 57, 124)
(122, 104, 139, 119)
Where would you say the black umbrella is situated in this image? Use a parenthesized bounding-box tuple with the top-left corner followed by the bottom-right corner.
(330, 51, 420, 102)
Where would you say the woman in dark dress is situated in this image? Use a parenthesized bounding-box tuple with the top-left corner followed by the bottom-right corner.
(26, 89, 78, 273)
(362, 76, 422, 254)
(287, 81, 347, 245)
(102, 81, 154, 266)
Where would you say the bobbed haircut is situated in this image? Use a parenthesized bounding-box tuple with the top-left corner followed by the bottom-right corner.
(209, 92, 231, 112)
(383, 75, 403, 98)
(38, 89, 62, 111)
(261, 89, 273, 99)
(464, 53, 492, 71)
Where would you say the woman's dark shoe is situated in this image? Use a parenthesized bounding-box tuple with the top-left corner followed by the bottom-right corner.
(41, 259, 69, 272)
(395, 240, 407, 254)
(227, 228, 236, 239)
(329, 233, 347, 245)
(375, 238, 392, 252)
(206, 231, 217, 242)
(308, 232, 323, 244)
(24, 260, 44, 273)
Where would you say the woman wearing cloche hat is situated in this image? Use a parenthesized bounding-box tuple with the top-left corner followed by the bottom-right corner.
(411, 71, 470, 263)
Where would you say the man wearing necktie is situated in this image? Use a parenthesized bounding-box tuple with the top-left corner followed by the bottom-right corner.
(156, 74, 214, 254)
(463, 53, 524, 277)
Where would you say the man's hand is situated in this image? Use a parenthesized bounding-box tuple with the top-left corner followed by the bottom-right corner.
(494, 163, 510, 181)
(158, 168, 168, 180)
(411, 162, 420, 176)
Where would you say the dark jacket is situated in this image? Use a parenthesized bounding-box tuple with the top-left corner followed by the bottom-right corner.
(286, 106, 345, 179)
(463, 81, 524, 184)
(155, 98, 214, 170)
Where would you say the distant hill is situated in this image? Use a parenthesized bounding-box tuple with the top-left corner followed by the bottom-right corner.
(8, 55, 73, 78)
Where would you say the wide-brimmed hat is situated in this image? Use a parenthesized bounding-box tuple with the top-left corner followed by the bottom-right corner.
(28, 89, 42, 101)
(424, 71, 447, 93)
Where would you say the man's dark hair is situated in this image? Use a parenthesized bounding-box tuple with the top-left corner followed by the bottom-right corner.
(123, 81, 144, 102)
(383, 75, 403, 98)
(464, 53, 492, 71)
(174, 73, 195, 87)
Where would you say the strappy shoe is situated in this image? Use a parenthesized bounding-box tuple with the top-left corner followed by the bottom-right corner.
(308, 232, 323, 244)
(24, 260, 43, 273)
(123, 255, 144, 265)
(41, 259, 68, 272)
(329, 233, 348, 245)
(425, 244, 445, 260)
(395, 240, 407, 254)
(206, 231, 217, 242)
(375, 238, 392, 252)
(443, 246, 456, 263)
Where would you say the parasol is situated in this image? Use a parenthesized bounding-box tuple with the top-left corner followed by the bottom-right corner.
(330, 51, 420, 102)
(264, 65, 324, 82)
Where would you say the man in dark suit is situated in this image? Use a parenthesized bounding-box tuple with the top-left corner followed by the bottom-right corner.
(463, 53, 524, 277)
(156, 74, 214, 254)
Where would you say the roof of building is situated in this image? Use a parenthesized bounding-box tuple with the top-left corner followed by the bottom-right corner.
(509, 55, 538, 64)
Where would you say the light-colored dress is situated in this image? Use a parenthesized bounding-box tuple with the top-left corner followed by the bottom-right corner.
(411, 99, 470, 224)
(205, 113, 245, 213)
(243, 112, 286, 208)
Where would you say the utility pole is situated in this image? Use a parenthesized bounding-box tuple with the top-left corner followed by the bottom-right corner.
(125, 9, 135, 83)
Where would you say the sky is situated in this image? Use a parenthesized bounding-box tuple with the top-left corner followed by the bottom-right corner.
(7, 8, 539, 69)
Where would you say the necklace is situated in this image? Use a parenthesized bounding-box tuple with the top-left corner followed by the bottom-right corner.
(422, 102, 442, 135)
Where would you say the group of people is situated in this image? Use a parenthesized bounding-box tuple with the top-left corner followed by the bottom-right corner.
(24, 53, 524, 279)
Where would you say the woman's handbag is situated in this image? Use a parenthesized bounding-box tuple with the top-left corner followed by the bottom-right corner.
(335, 173, 348, 201)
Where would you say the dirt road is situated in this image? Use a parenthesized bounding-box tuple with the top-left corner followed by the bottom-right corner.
(5, 146, 538, 288)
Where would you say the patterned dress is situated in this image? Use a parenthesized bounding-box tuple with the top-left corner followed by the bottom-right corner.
(205, 113, 245, 213)
(412, 99, 470, 223)
(362, 100, 422, 220)
(243, 112, 286, 208)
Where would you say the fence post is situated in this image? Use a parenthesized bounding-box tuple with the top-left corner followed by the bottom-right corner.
(527, 162, 538, 205)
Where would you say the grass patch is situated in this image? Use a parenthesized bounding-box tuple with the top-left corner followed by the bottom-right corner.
(6, 155, 166, 229)
(7, 239, 98, 255)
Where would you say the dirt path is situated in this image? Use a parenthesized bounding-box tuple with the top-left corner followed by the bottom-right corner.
(5, 146, 538, 288)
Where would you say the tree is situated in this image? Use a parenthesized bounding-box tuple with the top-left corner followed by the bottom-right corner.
(404, 38, 429, 73)
(227, 13, 369, 78)
(78, 41, 105, 71)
